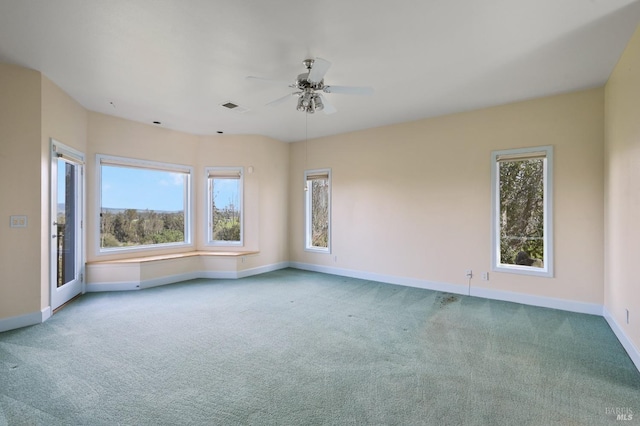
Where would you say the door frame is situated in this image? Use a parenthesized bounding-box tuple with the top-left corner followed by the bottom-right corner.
(50, 139, 86, 311)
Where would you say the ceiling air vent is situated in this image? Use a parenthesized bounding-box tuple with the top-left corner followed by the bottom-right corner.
(220, 101, 250, 114)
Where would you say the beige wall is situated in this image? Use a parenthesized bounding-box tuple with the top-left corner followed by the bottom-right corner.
(0, 64, 42, 318)
(605, 24, 640, 352)
(290, 88, 605, 305)
(0, 60, 615, 327)
(86, 112, 200, 262)
(0, 67, 89, 321)
(196, 135, 290, 267)
(40, 75, 88, 309)
(0, 67, 290, 322)
(86, 113, 290, 268)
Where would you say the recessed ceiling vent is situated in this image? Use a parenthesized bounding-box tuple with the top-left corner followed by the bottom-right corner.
(220, 101, 250, 114)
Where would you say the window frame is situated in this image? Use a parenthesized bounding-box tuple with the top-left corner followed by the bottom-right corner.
(96, 154, 194, 255)
(205, 166, 244, 247)
(304, 168, 332, 254)
(491, 146, 553, 277)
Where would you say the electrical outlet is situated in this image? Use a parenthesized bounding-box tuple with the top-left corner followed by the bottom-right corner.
(10, 215, 27, 228)
(482, 272, 489, 281)
(465, 269, 473, 278)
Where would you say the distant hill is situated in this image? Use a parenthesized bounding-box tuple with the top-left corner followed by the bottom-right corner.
(57, 205, 180, 215)
(100, 207, 181, 214)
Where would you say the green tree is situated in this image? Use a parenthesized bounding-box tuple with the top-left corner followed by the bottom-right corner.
(152, 229, 184, 244)
(311, 179, 329, 248)
(101, 233, 120, 247)
(499, 159, 544, 265)
(212, 197, 240, 241)
(100, 209, 185, 248)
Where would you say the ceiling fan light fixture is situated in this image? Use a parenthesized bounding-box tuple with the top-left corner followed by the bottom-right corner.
(296, 96, 306, 112)
(302, 91, 314, 107)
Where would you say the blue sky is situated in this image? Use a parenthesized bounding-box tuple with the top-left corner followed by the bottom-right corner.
(101, 165, 185, 212)
(212, 178, 239, 210)
(57, 161, 239, 212)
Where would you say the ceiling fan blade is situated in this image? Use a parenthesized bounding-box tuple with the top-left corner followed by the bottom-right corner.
(246, 76, 293, 87)
(308, 57, 332, 83)
(318, 94, 337, 115)
(266, 92, 299, 107)
(323, 85, 374, 96)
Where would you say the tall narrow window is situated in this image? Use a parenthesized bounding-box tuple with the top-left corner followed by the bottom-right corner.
(207, 167, 243, 246)
(97, 155, 192, 252)
(305, 169, 331, 252)
(491, 146, 553, 277)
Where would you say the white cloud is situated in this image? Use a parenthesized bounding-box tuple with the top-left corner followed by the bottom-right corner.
(158, 173, 183, 187)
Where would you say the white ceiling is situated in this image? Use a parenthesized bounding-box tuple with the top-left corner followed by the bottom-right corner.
(1, 0, 639, 143)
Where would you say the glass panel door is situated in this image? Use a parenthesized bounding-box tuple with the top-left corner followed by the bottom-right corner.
(51, 141, 84, 310)
(56, 159, 78, 287)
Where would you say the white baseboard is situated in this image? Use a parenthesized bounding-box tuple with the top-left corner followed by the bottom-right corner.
(199, 270, 241, 280)
(604, 307, 640, 372)
(0, 309, 45, 333)
(140, 271, 203, 289)
(41, 306, 51, 322)
(237, 262, 290, 278)
(289, 262, 602, 316)
(289, 262, 469, 295)
(86, 281, 141, 292)
(85, 262, 291, 291)
(471, 287, 603, 316)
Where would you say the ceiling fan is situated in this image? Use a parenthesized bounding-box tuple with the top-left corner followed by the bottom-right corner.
(247, 57, 374, 114)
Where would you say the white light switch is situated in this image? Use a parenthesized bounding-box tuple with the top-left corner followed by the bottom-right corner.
(10, 215, 27, 228)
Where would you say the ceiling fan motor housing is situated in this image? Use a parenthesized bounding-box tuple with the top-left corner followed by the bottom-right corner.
(295, 73, 324, 90)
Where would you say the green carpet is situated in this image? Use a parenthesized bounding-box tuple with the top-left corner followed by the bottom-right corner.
(1, 268, 638, 425)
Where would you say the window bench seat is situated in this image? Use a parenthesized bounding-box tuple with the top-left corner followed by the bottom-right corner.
(85, 251, 261, 292)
